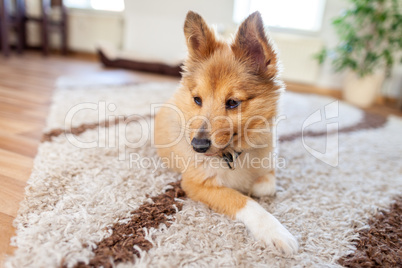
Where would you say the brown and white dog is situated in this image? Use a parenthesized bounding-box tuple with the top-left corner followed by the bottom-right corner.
(155, 11, 298, 256)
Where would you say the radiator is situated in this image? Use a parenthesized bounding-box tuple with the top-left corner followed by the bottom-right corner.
(271, 33, 323, 85)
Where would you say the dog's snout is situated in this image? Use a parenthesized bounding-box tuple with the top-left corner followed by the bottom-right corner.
(191, 138, 211, 153)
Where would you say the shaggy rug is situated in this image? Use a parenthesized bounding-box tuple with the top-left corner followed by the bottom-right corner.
(5, 78, 402, 268)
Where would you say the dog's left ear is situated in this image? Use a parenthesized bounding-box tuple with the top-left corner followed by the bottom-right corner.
(232, 12, 278, 77)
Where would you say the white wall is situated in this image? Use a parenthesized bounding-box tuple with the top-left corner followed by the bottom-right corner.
(123, 0, 235, 61)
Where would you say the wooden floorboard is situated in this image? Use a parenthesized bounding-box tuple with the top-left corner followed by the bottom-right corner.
(0, 213, 16, 262)
(0, 51, 400, 267)
(0, 132, 40, 158)
(0, 175, 26, 217)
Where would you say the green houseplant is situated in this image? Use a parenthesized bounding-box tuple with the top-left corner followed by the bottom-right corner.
(316, 0, 402, 107)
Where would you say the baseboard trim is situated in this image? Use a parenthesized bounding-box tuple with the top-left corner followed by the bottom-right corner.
(285, 82, 342, 99)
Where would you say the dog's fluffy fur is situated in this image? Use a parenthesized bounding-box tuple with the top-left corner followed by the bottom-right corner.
(155, 11, 298, 255)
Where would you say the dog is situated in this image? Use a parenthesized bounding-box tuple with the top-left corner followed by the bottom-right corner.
(154, 11, 298, 256)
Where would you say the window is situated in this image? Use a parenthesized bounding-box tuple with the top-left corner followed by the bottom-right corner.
(64, 0, 125, 12)
(233, 0, 326, 32)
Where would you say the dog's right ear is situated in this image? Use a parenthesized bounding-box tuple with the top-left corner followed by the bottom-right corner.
(184, 11, 220, 61)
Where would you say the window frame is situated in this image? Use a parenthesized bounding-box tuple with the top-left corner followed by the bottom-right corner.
(64, 0, 125, 13)
(233, 0, 327, 35)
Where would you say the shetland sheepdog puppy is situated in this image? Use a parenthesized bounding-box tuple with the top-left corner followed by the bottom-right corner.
(155, 11, 298, 255)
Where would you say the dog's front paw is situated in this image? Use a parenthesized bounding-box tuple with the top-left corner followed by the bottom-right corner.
(251, 172, 276, 197)
(257, 221, 299, 256)
(236, 200, 298, 256)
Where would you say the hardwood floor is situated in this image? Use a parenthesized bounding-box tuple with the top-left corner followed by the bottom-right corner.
(0, 51, 400, 266)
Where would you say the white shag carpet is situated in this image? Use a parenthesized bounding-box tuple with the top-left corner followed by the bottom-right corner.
(5, 79, 402, 268)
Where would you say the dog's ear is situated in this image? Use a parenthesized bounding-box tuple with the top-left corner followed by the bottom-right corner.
(184, 11, 220, 61)
(232, 12, 278, 77)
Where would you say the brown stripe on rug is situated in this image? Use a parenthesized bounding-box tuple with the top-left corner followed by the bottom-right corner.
(279, 111, 387, 142)
(338, 196, 402, 267)
(42, 114, 152, 142)
(73, 181, 186, 268)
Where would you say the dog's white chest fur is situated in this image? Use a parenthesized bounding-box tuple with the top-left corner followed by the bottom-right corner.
(204, 149, 274, 194)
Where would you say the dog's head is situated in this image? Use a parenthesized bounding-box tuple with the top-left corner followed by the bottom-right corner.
(179, 11, 282, 157)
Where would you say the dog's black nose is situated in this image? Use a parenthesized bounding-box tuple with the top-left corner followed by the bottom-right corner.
(191, 138, 211, 153)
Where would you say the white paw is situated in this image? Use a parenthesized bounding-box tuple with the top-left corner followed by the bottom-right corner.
(257, 220, 299, 256)
(251, 173, 276, 197)
(236, 200, 298, 256)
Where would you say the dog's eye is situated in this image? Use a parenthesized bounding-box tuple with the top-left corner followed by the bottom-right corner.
(226, 99, 241, 109)
(194, 97, 202, 106)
